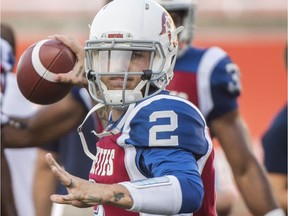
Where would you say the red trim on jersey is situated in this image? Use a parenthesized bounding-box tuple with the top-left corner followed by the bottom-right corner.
(166, 71, 199, 106)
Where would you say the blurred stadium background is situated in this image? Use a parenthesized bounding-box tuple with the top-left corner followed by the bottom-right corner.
(2, 0, 287, 214)
(2, 0, 286, 141)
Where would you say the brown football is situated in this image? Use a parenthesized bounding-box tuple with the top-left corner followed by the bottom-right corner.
(16, 39, 76, 105)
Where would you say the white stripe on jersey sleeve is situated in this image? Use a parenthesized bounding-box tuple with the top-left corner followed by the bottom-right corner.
(197, 47, 226, 118)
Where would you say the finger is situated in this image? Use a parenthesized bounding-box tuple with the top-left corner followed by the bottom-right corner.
(45, 153, 74, 187)
(49, 35, 84, 56)
(48, 35, 84, 66)
(54, 58, 87, 85)
(54, 73, 88, 87)
(45, 153, 61, 169)
(51, 194, 88, 208)
(50, 194, 74, 205)
(46, 35, 86, 86)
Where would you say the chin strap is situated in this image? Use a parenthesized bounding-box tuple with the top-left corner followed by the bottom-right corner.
(77, 103, 106, 160)
(77, 101, 137, 160)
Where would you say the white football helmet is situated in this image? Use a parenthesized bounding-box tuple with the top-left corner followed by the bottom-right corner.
(155, 0, 197, 46)
(84, 0, 183, 107)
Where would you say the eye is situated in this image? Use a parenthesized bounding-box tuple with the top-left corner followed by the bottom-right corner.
(131, 51, 144, 60)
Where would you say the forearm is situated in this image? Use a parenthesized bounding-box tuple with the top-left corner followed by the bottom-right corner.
(2, 125, 61, 148)
(233, 159, 278, 215)
(226, 125, 279, 215)
(2, 94, 87, 148)
(120, 175, 202, 214)
(121, 176, 180, 214)
(81, 175, 195, 214)
(210, 111, 279, 215)
(1, 114, 34, 147)
(95, 183, 133, 209)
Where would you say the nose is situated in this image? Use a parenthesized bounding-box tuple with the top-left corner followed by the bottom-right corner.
(108, 51, 130, 72)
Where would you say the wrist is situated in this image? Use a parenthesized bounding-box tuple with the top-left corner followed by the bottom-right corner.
(104, 184, 133, 209)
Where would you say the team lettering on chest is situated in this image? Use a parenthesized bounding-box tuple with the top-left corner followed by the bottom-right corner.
(90, 147, 115, 176)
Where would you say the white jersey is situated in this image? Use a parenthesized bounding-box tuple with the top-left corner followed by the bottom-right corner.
(3, 72, 40, 216)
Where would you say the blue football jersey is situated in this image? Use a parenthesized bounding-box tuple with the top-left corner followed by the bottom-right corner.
(167, 46, 241, 123)
(89, 91, 215, 215)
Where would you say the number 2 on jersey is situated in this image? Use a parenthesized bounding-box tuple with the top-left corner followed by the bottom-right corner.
(149, 110, 179, 146)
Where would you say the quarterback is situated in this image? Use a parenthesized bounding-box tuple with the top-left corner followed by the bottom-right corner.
(45, 0, 216, 215)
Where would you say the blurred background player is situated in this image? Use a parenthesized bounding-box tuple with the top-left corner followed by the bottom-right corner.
(262, 104, 287, 214)
(32, 87, 99, 216)
(155, 0, 284, 215)
(1, 24, 19, 216)
(261, 46, 287, 214)
(0, 23, 99, 216)
(2, 85, 103, 216)
(2, 84, 104, 216)
(1, 22, 40, 216)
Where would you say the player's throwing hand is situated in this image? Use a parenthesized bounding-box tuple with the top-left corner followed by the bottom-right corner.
(49, 35, 87, 87)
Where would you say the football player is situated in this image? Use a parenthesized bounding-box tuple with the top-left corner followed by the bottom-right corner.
(44, 0, 216, 215)
(1, 29, 18, 216)
(156, 0, 285, 216)
(262, 46, 287, 213)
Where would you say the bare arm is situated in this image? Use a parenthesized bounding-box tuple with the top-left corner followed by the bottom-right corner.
(267, 173, 287, 213)
(210, 110, 279, 216)
(45, 153, 133, 209)
(2, 92, 87, 148)
(33, 149, 58, 216)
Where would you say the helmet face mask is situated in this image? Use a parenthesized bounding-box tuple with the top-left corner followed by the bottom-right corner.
(85, 0, 183, 107)
(86, 40, 165, 76)
(85, 39, 168, 106)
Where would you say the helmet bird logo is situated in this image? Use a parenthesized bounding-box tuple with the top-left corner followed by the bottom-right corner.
(160, 12, 177, 49)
